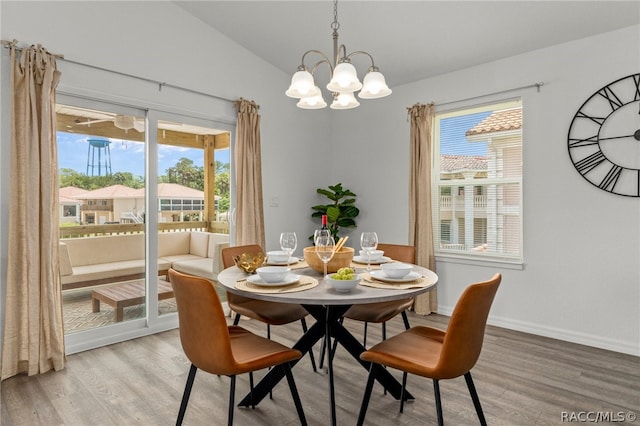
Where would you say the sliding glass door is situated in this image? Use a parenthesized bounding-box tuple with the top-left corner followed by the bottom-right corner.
(57, 95, 233, 354)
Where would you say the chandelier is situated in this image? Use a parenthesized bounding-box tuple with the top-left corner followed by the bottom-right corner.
(285, 0, 392, 110)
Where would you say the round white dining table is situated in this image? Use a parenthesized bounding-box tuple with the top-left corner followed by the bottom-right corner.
(217, 262, 438, 426)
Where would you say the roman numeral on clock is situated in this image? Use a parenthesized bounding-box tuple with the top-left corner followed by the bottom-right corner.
(597, 86, 623, 111)
(568, 135, 599, 148)
(574, 150, 606, 175)
(598, 164, 622, 192)
(575, 111, 605, 125)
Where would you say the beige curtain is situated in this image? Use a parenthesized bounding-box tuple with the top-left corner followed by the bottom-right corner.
(233, 98, 265, 248)
(1, 42, 65, 379)
(408, 103, 437, 315)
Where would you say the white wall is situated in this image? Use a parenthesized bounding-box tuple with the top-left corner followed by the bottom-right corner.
(0, 0, 332, 246)
(1, 2, 638, 356)
(330, 25, 640, 355)
(0, 1, 331, 349)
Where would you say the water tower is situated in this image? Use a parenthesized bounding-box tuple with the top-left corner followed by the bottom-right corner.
(86, 138, 112, 176)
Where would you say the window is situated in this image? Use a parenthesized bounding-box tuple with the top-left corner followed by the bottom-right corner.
(433, 99, 523, 262)
(63, 205, 76, 217)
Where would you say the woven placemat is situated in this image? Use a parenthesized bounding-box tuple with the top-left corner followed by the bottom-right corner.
(359, 272, 432, 290)
(235, 275, 318, 294)
(350, 262, 383, 270)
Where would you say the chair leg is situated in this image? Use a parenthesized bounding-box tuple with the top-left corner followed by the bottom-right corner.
(249, 372, 255, 409)
(233, 313, 241, 326)
(400, 372, 408, 413)
(228, 375, 236, 426)
(282, 363, 308, 426)
(464, 372, 487, 426)
(357, 363, 377, 426)
(319, 334, 327, 369)
(330, 334, 339, 363)
(382, 321, 386, 341)
(176, 364, 197, 426)
(401, 310, 411, 330)
(327, 318, 342, 366)
(433, 379, 444, 426)
(300, 318, 317, 372)
(362, 321, 368, 347)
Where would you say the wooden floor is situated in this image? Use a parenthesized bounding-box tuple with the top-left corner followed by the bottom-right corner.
(2, 312, 639, 425)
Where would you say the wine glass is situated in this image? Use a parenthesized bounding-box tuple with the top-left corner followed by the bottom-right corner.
(279, 232, 297, 266)
(315, 234, 335, 279)
(360, 232, 378, 272)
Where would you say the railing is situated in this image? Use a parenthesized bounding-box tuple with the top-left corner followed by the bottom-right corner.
(440, 195, 487, 209)
(60, 221, 230, 238)
(80, 205, 112, 211)
(441, 243, 466, 250)
(120, 212, 144, 223)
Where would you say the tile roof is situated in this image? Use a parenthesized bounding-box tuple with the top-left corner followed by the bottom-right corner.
(68, 183, 205, 200)
(73, 184, 141, 199)
(441, 154, 487, 172)
(157, 183, 204, 199)
(466, 107, 522, 137)
(59, 186, 89, 198)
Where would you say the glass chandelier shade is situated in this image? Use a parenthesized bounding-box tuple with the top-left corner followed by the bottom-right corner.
(326, 62, 363, 93)
(359, 70, 392, 99)
(285, 0, 390, 110)
(330, 92, 360, 110)
(285, 70, 320, 98)
(297, 88, 328, 109)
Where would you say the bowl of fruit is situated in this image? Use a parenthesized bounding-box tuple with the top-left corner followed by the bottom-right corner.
(326, 267, 361, 292)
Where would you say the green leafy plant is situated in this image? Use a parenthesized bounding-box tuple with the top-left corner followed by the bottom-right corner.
(310, 183, 359, 242)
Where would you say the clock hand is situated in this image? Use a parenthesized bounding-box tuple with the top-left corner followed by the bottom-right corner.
(598, 134, 638, 141)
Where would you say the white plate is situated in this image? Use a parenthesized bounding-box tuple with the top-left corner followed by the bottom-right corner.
(247, 273, 300, 287)
(353, 255, 392, 265)
(266, 257, 299, 266)
(370, 270, 422, 283)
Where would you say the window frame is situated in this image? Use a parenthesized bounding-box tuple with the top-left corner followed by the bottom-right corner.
(432, 99, 524, 267)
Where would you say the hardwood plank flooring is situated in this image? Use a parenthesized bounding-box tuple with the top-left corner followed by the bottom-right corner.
(2, 312, 639, 425)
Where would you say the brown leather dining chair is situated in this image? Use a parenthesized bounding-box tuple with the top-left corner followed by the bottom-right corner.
(357, 273, 502, 426)
(221, 244, 317, 371)
(168, 269, 307, 426)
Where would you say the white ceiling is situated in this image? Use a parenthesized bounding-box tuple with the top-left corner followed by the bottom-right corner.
(174, 1, 640, 87)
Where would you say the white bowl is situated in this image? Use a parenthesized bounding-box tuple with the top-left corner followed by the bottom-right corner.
(359, 249, 384, 261)
(327, 274, 361, 292)
(381, 262, 413, 279)
(267, 250, 290, 263)
(256, 266, 291, 283)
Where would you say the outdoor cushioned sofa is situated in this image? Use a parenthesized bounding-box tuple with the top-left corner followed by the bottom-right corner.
(59, 231, 229, 290)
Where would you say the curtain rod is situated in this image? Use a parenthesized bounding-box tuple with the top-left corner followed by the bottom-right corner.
(435, 82, 544, 108)
(2, 39, 235, 104)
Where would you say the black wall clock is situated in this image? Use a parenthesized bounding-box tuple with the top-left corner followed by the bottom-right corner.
(567, 73, 640, 197)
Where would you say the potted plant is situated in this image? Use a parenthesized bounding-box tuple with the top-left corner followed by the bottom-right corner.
(310, 183, 359, 242)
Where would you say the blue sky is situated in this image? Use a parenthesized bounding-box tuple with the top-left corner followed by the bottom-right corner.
(440, 111, 491, 156)
(57, 132, 229, 177)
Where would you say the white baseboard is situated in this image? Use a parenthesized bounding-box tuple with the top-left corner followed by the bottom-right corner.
(436, 306, 639, 356)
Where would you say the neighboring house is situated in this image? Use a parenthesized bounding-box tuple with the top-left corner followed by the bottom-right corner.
(156, 182, 210, 223)
(58, 186, 88, 224)
(67, 183, 217, 225)
(440, 107, 522, 254)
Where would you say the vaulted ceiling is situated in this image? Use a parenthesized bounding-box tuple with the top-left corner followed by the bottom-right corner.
(174, 1, 640, 87)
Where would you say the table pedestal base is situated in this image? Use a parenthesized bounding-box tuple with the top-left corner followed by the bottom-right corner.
(237, 304, 413, 425)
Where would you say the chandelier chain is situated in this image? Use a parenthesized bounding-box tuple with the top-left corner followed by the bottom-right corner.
(331, 0, 340, 31)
